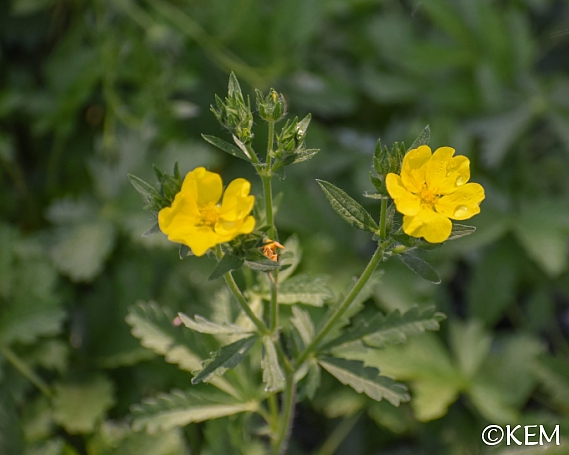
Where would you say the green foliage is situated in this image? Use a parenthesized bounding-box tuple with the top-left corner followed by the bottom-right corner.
(316, 180, 379, 233)
(2, 0, 569, 453)
(52, 375, 115, 434)
(131, 389, 258, 433)
(318, 357, 409, 406)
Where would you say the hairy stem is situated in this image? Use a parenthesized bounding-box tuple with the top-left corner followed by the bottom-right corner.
(380, 197, 388, 239)
(295, 241, 388, 366)
(268, 271, 279, 333)
(272, 371, 296, 455)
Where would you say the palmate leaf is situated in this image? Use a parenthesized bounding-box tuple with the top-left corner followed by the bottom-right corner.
(317, 180, 379, 233)
(131, 389, 257, 433)
(192, 336, 258, 384)
(325, 306, 446, 350)
(318, 357, 409, 406)
(275, 274, 333, 306)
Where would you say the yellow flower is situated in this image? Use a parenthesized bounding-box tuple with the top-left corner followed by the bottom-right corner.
(386, 145, 485, 243)
(158, 167, 255, 256)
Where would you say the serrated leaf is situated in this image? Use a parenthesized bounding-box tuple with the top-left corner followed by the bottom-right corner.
(127, 302, 239, 397)
(290, 306, 315, 347)
(317, 180, 379, 233)
(261, 336, 285, 392)
(52, 375, 115, 434)
(177, 313, 251, 336)
(201, 134, 249, 162)
(292, 149, 319, 164)
(209, 254, 244, 281)
(407, 125, 430, 151)
(128, 174, 160, 206)
(244, 258, 281, 271)
(126, 302, 201, 371)
(325, 306, 445, 349)
(318, 357, 409, 406)
(50, 221, 116, 282)
(397, 253, 441, 284)
(447, 224, 476, 241)
(131, 389, 257, 433)
(192, 336, 258, 384)
(275, 275, 333, 306)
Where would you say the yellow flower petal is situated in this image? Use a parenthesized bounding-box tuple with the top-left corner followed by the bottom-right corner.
(400, 145, 431, 194)
(158, 193, 199, 235)
(386, 173, 421, 216)
(403, 208, 452, 243)
(185, 167, 223, 206)
(425, 147, 470, 195)
(221, 178, 255, 221)
(187, 229, 223, 257)
(435, 183, 485, 220)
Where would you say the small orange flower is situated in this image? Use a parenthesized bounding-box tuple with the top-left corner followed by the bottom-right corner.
(261, 240, 284, 262)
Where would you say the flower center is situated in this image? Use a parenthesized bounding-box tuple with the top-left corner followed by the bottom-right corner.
(199, 203, 220, 227)
(419, 186, 438, 208)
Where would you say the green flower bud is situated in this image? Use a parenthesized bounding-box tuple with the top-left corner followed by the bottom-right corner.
(256, 88, 287, 122)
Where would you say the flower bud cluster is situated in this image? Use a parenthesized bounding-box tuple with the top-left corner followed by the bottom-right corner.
(369, 140, 405, 196)
(129, 163, 183, 214)
(273, 114, 318, 169)
(256, 88, 287, 123)
(210, 73, 254, 144)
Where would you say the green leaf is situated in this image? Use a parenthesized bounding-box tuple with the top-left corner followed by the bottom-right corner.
(128, 174, 160, 206)
(126, 301, 201, 372)
(177, 313, 251, 336)
(449, 320, 491, 378)
(131, 389, 257, 433)
(192, 336, 258, 384)
(447, 224, 476, 241)
(275, 275, 333, 306)
(277, 234, 302, 283)
(325, 306, 445, 349)
(209, 254, 244, 281)
(201, 134, 250, 162)
(533, 355, 569, 412)
(261, 336, 285, 392)
(178, 244, 192, 259)
(52, 375, 115, 434)
(316, 180, 379, 233)
(407, 125, 430, 151)
(466, 239, 518, 325)
(318, 357, 409, 406)
(297, 360, 321, 401)
(514, 199, 569, 277)
(50, 221, 116, 282)
(0, 252, 65, 346)
(397, 253, 441, 284)
(290, 306, 315, 347)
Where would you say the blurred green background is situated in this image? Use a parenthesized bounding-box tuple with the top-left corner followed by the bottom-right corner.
(2, 0, 569, 454)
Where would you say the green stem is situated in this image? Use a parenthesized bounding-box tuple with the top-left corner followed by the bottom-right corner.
(295, 242, 388, 366)
(0, 346, 51, 397)
(272, 371, 296, 455)
(215, 246, 269, 335)
(262, 176, 275, 239)
(268, 271, 278, 333)
(268, 393, 279, 429)
(380, 197, 388, 239)
(223, 272, 268, 335)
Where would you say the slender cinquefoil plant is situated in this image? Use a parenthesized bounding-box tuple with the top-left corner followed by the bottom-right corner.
(128, 73, 484, 454)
